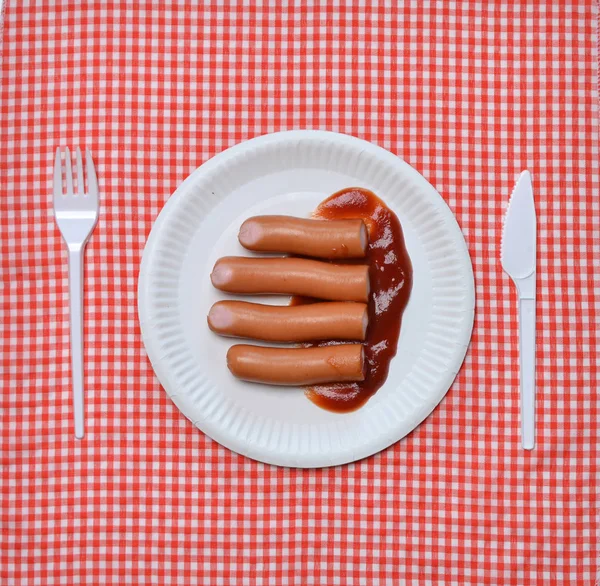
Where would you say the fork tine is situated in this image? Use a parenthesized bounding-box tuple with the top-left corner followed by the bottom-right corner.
(76, 147, 84, 196)
(53, 148, 63, 199)
(86, 150, 98, 201)
(65, 147, 74, 196)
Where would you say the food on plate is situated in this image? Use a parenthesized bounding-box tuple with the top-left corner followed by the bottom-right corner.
(238, 215, 367, 259)
(208, 300, 368, 342)
(226, 344, 365, 385)
(297, 187, 413, 412)
(210, 256, 370, 302)
(208, 186, 412, 412)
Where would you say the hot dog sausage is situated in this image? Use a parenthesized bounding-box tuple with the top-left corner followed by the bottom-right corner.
(208, 300, 368, 342)
(226, 344, 365, 385)
(210, 257, 370, 302)
(239, 215, 367, 259)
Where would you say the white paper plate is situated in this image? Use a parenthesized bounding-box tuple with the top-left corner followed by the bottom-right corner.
(138, 131, 474, 468)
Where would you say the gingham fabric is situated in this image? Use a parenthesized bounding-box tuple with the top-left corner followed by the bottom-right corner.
(1, 2, 598, 585)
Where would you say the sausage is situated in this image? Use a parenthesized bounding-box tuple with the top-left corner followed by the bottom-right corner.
(210, 257, 370, 302)
(238, 215, 368, 259)
(226, 344, 365, 385)
(208, 300, 368, 342)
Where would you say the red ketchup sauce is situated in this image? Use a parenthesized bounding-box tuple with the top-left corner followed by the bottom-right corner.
(291, 187, 413, 412)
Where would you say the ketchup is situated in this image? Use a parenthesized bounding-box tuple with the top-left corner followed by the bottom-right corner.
(291, 187, 413, 412)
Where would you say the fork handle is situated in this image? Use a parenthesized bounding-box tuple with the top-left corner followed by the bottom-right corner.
(68, 246, 85, 439)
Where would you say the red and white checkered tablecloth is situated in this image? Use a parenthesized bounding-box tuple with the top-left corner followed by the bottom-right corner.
(1, 2, 598, 584)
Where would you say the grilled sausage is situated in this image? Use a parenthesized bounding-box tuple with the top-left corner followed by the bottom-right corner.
(226, 344, 365, 385)
(238, 215, 367, 259)
(210, 257, 370, 303)
(208, 300, 368, 342)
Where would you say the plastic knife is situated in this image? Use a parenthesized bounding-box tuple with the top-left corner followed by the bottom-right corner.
(500, 170, 537, 450)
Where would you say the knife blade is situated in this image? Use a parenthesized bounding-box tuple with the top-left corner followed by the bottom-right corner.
(501, 170, 537, 450)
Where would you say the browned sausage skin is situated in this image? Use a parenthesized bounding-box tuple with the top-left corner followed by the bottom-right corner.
(208, 300, 368, 342)
(226, 344, 365, 385)
(238, 215, 367, 259)
(210, 257, 370, 303)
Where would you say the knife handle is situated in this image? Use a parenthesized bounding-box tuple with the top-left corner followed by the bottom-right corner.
(518, 296, 536, 450)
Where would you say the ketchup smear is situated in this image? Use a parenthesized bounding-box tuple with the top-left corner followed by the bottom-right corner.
(291, 187, 413, 412)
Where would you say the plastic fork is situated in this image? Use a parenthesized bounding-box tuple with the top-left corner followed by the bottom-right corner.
(53, 148, 99, 439)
